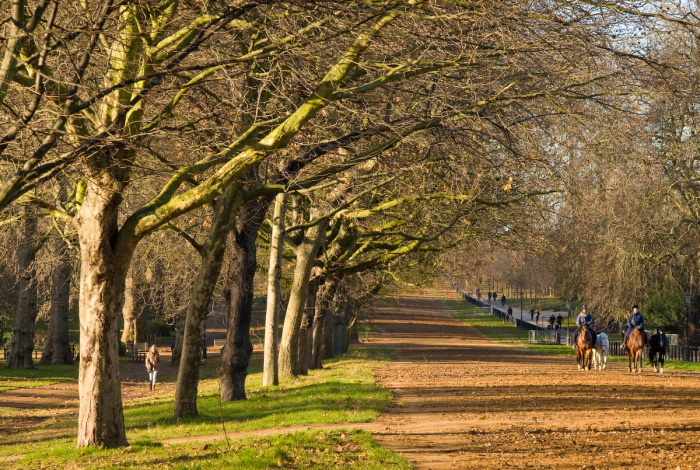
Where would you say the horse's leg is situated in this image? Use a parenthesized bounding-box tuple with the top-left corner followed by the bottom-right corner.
(627, 351, 632, 372)
(576, 348, 582, 370)
(602, 350, 607, 370)
(637, 349, 643, 374)
(586, 349, 592, 370)
(660, 352, 665, 374)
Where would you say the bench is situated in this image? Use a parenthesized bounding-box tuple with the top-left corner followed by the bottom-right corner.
(126, 342, 148, 362)
(213, 339, 226, 352)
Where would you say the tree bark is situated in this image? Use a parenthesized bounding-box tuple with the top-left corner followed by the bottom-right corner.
(263, 193, 286, 386)
(278, 218, 328, 377)
(120, 272, 138, 344)
(171, 309, 185, 365)
(311, 276, 338, 368)
(218, 198, 269, 401)
(40, 235, 73, 366)
(174, 185, 242, 418)
(6, 207, 40, 369)
(75, 180, 130, 448)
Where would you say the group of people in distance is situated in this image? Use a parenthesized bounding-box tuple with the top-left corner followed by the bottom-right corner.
(574, 304, 645, 349)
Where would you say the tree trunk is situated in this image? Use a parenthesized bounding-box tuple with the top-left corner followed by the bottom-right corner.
(278, 218, 328, 377)
(75, 182, 131, 448)
(301, 270, 321, 372)
(174, 185, 242, 418)
(40, 235, 73, 366)
(297, 312, 311, 375)
(263, 193, 286, 386)
(120, 272, 138, 344)
(312, 276, 338, 368)
(6, 207, 40, 369)
(218, 198, 268, 401)
(171, 309, 185, 365)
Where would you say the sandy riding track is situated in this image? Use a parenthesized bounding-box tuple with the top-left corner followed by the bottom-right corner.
(367, 287, 700, 469)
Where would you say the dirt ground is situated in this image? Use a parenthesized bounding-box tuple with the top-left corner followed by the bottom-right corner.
(367, 287, 700, 469)
(5, 286, 700, 469)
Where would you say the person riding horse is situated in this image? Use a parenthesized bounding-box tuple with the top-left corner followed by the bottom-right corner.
(574, 305, 597, 346)
(623, 305, 646, 350)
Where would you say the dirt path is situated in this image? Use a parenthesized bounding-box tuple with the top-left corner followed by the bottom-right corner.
(366, 287, 700, 469)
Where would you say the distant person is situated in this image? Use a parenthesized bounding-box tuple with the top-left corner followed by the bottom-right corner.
(549, 314, 556, 328)
(623, 304, 645, 349)
(492, 290, 497, 300)
(488, 291, 492, 302)
(145, 345, 160, 392)
(556, 314, 563, 330)
(507, 305, 513, 318)
(529, 309, 535, 321)
(535, 309, 540, 324)
(574, 305, 597, 346)
(501, 294, 506, 306)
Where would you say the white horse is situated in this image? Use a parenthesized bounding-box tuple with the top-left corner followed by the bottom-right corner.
(592, 332, 609, 371)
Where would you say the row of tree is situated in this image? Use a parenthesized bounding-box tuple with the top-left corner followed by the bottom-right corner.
(0, 0, 687, 449)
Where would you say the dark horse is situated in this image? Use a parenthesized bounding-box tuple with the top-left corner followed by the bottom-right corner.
(648, 328, 669, 374)
(626, 326, 647, 374)
(576, 324, 594, 371)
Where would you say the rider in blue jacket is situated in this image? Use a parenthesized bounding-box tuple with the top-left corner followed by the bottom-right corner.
(623, 305, 645, 348)
(574, 305, 597, 345)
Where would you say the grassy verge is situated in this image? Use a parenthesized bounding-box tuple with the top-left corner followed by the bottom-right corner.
(2, 347, 408, 469)
(15, 428, 409, 470)
(0, 364, 79, 391)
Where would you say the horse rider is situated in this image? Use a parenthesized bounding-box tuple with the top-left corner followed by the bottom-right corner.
(623, 304, 646, 349)
(574, 305, 597, 345)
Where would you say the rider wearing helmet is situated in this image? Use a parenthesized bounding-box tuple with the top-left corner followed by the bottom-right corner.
(623, 305, 645, 349)
(574, 305, 597, 346)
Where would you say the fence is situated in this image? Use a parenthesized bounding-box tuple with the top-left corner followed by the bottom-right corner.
(529, 330, 561, 344)
(451, 282, 700, 363)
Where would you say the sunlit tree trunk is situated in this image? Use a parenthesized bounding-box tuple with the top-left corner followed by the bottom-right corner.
(120, 272, 138, 344)
(263, 193, 286, 386)
(75, 178, 131, 448)
(278, 219, 328, 377)
(174, 185, 242, 418)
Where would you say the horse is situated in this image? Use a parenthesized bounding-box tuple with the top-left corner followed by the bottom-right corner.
(576, 324, 595, 371)
(648, 328, 669, 373)
(592, 332, 609, 371)
(626, 326, 647, 374)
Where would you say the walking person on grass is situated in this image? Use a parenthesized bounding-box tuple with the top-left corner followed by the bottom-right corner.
(145, 345, 160, 392)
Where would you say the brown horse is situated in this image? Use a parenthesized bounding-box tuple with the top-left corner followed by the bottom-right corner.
(576, 324, 594, 370)
(626, 326, 647, 374)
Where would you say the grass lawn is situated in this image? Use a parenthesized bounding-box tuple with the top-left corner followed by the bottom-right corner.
(1, 347, 409, 469)
(0, 364, 79, 391)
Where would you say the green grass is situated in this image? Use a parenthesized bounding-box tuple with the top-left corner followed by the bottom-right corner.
(11, 428, 410, 470)
(0, 364, 78, 391)
(1, 347, 403, 469)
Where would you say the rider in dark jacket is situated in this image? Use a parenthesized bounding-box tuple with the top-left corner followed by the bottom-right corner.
(574, 305, 597, 345)
(623, 305, 645, 348)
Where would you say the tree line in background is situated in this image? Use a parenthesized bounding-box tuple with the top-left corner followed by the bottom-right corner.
(1, 0, 697, 449)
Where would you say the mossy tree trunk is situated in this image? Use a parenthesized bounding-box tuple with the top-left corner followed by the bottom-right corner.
(263, 193, 286, 386)
(278, 218, 328, 377)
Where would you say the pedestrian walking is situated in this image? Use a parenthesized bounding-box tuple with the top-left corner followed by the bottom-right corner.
(556, 314, 563, 330)
(529, 309, 535, 320)
(145, 345, 160, 392)
(535, 309, 540, 324)
(501, 294, 506, 307)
